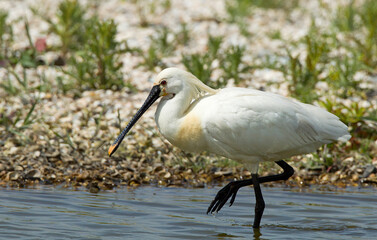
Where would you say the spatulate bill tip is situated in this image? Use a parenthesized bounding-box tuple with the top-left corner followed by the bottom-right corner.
(108, 143, 118, 157)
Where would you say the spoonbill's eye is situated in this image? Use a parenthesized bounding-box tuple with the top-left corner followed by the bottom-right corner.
(161, 80, 167, 86)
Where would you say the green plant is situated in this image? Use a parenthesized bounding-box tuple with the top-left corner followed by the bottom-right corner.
(63, 18, 128, 90)
(260, 19, 370, 103)
(225, 0, 253, 23)
(334, 0, 377, 69)
(168, 151, 213, 174)
(284, 47, 322, 103)
(268, 29, 282, 40)
(327, 54, 362, 98)
(0, 10, 11, 42)
(333, 0, 357, 32)
(220, 45, 248, 85)
(364, 108, 377, 122)
(320, 99, 377, 146)
(0, 13, 40, 68)
(19, 20, 42, 68)
(154, 28, 170, 55)
(207, 36, 223, 58)
(182, 53, 212, 85)
(150, 27, 176, 57)
(0, 11, 14, 66)
(225, 0, 253, 36)
(0, 72, 20, 96)
(52, 129, 79, 154)
(0, 97, 40, 138)
(270, 24, 332, 103)
(134, 0, 172, 27)
(212, 157, 240, 168)
(4, 68, 28, 93)
(353, 0, 377, 68)
(249, 0, 299, 10)
(175, 23, 190, 46)
(0, 65, 44, 96)
(138, 44, 165, 71)
(55, 75, 72, 94)
(225, 0, 298, 37)
(304, 151, 333, 170)
(86, 18, 124, 88)
(138, 27, 179, 70)
(182, 36, 250, 88)
(33, 0, 87, 56)
(182, 35, 223, 88)
(319, 99, 369, 126)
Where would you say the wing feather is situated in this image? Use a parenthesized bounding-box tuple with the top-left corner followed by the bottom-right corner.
(198, 88, 349, 162)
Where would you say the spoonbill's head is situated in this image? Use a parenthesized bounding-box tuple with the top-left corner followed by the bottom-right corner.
(153, 67, 212, 98)
(151, 67, 186, 98)
(108, 68, 216, 156)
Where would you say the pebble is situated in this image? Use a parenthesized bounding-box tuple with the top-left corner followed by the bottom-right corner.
(25, 169, 42, 179)
(15, 166, 24, 171)
(214, 170, 233, 177)
(0, 0, 375, 190)
(163, 172, 172, 179)
(362, 165, 377, 178)
(9, 147, 19, 155)
(330, 174, 338, 183)
(9, 172, 20, 181)
(352, 174, 359, 182)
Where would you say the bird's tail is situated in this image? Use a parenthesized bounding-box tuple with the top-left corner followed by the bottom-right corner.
(305, 104, 351, 143)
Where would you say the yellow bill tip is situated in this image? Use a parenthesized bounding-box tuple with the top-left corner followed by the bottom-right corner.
(108, 143, 118, 157)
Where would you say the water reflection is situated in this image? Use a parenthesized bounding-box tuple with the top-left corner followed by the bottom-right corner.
(0, 185, 376, 239)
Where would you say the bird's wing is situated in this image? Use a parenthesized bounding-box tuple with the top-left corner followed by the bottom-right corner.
(200, 88, 342, 161)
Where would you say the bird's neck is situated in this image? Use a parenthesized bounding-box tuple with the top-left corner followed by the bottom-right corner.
(155, 86, 197, 139)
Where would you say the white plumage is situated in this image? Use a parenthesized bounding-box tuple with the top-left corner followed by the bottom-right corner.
(153, 68, 350, 173)
(108, 67, 351, 229)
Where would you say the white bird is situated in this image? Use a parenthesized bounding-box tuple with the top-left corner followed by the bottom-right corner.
(109, 67, 351, 229)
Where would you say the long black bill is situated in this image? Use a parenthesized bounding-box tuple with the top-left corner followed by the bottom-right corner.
(108, 85, 161, 157)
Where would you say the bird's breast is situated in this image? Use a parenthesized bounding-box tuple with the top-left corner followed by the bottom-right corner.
(170, 113, 207, 153)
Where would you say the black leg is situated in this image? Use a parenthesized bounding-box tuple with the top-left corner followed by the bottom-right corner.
(207, 160, 294, 214)
(259, 160, 294, 183)
(252, 173, 264, 228)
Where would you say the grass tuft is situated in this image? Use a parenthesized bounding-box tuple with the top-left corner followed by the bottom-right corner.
(32, 0, 87, 57)
(63, 18, 127, 90)
(334, 0, 377, 69)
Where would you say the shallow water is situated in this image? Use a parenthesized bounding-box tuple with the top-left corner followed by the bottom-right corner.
(0, 185, 376, 239)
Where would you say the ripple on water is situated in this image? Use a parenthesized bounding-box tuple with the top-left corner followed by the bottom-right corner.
(0, 186, 376, 239)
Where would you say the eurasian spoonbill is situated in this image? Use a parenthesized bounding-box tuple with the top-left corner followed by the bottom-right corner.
(108, 67, 351, 228)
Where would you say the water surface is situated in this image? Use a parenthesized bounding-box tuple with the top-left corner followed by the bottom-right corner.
(0, 185, 376, 239)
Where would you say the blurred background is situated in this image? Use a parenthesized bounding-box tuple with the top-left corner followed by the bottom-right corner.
(0, 0, 376, 188)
